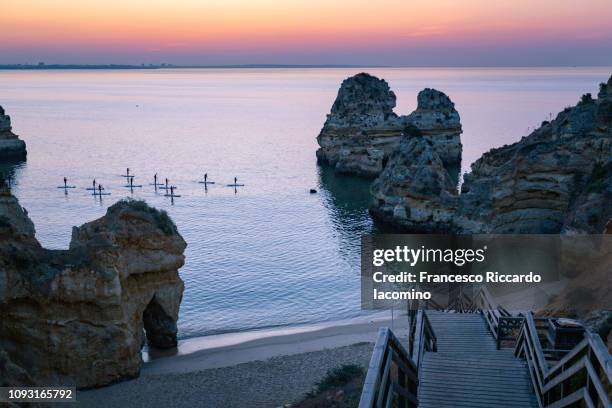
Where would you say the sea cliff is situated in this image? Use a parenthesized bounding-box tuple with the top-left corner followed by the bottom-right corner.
(0, 185, 186, 388)
(369, 74, 612, 234)
(0, 106, 27, 159)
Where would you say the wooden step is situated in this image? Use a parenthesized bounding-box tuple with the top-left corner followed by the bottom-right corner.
(417, 312, 538, 408)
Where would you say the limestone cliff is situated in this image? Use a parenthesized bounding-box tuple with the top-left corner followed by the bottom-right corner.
(316, 73, 462, 178)
(370, 75, 612, 234)
(0, 186, 186, 388)
(459, 76, 612, 233)
(369, 137, 460, 232)
(0, 106, 27, 159)
(405, 88, 462, 171)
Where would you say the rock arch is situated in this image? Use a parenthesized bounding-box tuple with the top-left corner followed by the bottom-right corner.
(143, 294, 179, 349)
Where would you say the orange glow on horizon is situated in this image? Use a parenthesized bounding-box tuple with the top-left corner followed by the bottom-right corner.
(1, 0, 611, 64)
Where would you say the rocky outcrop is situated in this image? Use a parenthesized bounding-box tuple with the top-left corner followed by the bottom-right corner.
(561, 160, 612, 234)
(0, 106, 27, 159)
(369, 137, 460, 232)
(371, 75, 612, 234)
(316, 73, 462, 178)
(405, 89, 462, 172)
(0, 185, 186, 388)
(459, 76, 612, 233)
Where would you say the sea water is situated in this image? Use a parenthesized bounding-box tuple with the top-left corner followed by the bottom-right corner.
(0, 67, 609, 339)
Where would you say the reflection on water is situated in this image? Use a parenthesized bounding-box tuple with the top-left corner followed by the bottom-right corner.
(0, 158, 26, 190)
(1, 67, 609, 339)
(317, 164, 376, 264)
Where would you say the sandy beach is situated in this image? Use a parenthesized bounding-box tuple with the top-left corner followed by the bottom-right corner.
(78, 312, 409, 407)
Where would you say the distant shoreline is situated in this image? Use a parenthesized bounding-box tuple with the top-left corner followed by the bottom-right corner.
(1, 64, 610, 70)
(0, 63, 384, 70)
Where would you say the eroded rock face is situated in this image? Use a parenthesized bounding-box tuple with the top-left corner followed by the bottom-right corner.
(459, 76, 612, 233)
(316, 73, 462, 178)
(370, 75, 612, 234)
(561, 160, 612, 234)
(0, 188, 186, 388)
(369, 137, 460, 232)
(0, 106, 27, 159)
(406, 88, 462, 171)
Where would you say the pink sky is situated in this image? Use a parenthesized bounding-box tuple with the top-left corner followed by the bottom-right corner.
(1, 0, 611, 66)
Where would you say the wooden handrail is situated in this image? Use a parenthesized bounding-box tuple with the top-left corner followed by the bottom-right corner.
(408, 310, 437, 370)
(474, 285, 609, 407)
(361, 285, 611, 408)
(360, 311, 437, 408)
(525, 314, 549, 374)
(583, 331, 612, 384)
(474, 285, 524, 349)
(359, 327, 420, 408)
(514, 313, 611, 408)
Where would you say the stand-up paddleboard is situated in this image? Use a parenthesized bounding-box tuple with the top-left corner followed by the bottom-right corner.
(164, 194, 182, 198)
(159, 185, 178, 190)
(149, 182, 165, 186)
(120, 174, 134, 178)
(197, 180, 216, 184)
(92, 192, 112, 196)
(57, 185, 76, 189)
(85, 187, 101, 190)
(124, 184, 143, 188)
(226, 183, 245, 187)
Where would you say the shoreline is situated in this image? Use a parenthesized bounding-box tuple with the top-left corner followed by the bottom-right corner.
(143, 309, 407, 374)
(147, 279, 568, 370)
(79, 311, 409, 407)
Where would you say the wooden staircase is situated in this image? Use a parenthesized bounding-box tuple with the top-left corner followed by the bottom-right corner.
(418, 311, 538, 408)
(359, 287, 611, 408)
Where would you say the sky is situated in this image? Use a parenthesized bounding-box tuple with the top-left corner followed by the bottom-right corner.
(1, 0, 611, 66)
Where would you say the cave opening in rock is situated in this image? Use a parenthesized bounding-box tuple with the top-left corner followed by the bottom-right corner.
(143, 295, 178, 349)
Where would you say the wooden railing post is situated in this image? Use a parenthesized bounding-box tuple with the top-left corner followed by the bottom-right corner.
(358, 327, 421, 408)
(359, 309, 438, 407)
(514, 315, 612, 408)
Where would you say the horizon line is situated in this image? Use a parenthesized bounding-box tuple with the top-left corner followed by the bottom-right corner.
(1, 63, 612, 70)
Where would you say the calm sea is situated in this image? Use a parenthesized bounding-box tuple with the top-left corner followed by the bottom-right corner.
(1, 67, 609, 339)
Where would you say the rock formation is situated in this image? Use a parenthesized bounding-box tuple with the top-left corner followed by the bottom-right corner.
(370, 74, 612, 234)
(369, 137, 460, 232)
(0, 185, 186, 388)
(316, 73, 462, 178)
(405, 88, 462, 173)
(0, 105, 27, 159)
